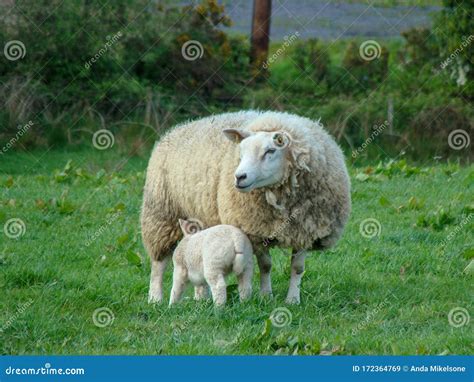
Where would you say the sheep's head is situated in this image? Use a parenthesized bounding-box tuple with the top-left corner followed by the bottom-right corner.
(223, 128, 292, 192)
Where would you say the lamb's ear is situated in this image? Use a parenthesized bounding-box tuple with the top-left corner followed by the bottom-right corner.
(178, 218, 203, 236)
(272, 132, 291, 149)
(223, 128, 252, 143)
(178, 219, 189, 236)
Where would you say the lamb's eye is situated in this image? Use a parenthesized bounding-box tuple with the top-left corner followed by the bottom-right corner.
(263, 148, 276, 159)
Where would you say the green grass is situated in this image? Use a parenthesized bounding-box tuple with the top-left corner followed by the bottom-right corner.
(1, 149, 472, 355)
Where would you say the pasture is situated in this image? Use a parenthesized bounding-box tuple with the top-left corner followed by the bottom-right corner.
(1, 149, 472, 355)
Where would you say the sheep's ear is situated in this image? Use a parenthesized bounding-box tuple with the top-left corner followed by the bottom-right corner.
(273, 132, 291, 149)
(223, 128, 251, 143)
(290, 146, 311, 172)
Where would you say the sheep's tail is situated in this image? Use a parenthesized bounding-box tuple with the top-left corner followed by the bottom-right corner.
(233, 253, 246, 275)
(233, 237, 253, 275)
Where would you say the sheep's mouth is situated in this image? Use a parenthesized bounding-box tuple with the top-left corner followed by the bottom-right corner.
(235, 183, 253, 192)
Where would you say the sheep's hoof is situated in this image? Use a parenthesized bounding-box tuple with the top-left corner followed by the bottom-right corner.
(260, 291, 273, 299)
(285, 295, 300, 305)
(148, 294, 163, 304)
(213, 303, 226, 311)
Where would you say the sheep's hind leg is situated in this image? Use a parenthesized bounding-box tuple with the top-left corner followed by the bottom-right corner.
(207, 273, 227, 306)
(237, 263, 253, 301)
(285, 250, 306, 305)
(256, 251, 272, 297)
(149, 255, 171, 303)
(169, 264, 188, 305)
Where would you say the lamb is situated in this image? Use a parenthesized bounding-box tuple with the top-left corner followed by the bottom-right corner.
(141, 110, 351, 305)
(169, 219, 254, 306)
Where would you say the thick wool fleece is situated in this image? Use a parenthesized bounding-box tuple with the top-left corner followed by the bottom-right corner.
(141, 111, 351, 261)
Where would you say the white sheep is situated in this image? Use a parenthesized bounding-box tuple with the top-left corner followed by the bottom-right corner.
(169, 219, 254, 306)
(141, 110, 351, 305)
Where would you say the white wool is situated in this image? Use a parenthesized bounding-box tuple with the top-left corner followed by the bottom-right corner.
(142, 110, 351, 304)
(169, 224, 254, 306)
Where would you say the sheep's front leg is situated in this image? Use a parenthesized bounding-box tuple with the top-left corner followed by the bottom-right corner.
(148, 256, 170, 303)
(257, 251, 272, 297)
(286, 250, 306, 304)
(169, 264, 188, 305)
(194, 285, 208, 300)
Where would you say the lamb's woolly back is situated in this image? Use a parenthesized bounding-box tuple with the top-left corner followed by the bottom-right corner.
(186, 225, 252, 255)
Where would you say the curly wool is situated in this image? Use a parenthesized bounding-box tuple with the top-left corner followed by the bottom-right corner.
(141, 110, 351, 260)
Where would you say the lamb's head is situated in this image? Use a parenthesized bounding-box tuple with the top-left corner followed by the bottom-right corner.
(223, 128, 293, 192)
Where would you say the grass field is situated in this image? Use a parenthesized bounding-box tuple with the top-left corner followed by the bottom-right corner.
(1, 148, 472, 355)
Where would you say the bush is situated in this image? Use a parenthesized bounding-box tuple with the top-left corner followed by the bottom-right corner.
(0, 0, 249, 148)
(291, 38, 330, 82)
(409, 105, 473, 155)
(399, 27, 440, 68)
(340, 41, 389, 92)
(434, 0, 474, 98)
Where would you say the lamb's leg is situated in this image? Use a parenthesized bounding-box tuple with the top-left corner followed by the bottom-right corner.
(207, 273, 227, 306)
(169, 264, 188, 305)
(237, 261, 253, 301)
(148, 255, 171, 303)
(286, 250, 306, 304)
(194, 285, 208, 300)
(256, 251, 272, 297)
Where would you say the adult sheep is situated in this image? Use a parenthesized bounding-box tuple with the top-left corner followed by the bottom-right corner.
(141, 110, 351, 304)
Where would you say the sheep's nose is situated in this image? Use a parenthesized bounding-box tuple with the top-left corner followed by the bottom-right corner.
(235, 173, 247, 184)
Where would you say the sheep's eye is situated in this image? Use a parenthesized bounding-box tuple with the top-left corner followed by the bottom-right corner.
(263, 148, 276, 159)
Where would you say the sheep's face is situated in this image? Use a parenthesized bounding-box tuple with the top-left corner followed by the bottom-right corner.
(223, 129, 290, 192)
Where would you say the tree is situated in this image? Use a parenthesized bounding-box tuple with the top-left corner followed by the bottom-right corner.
(250, 0, 271, 80)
